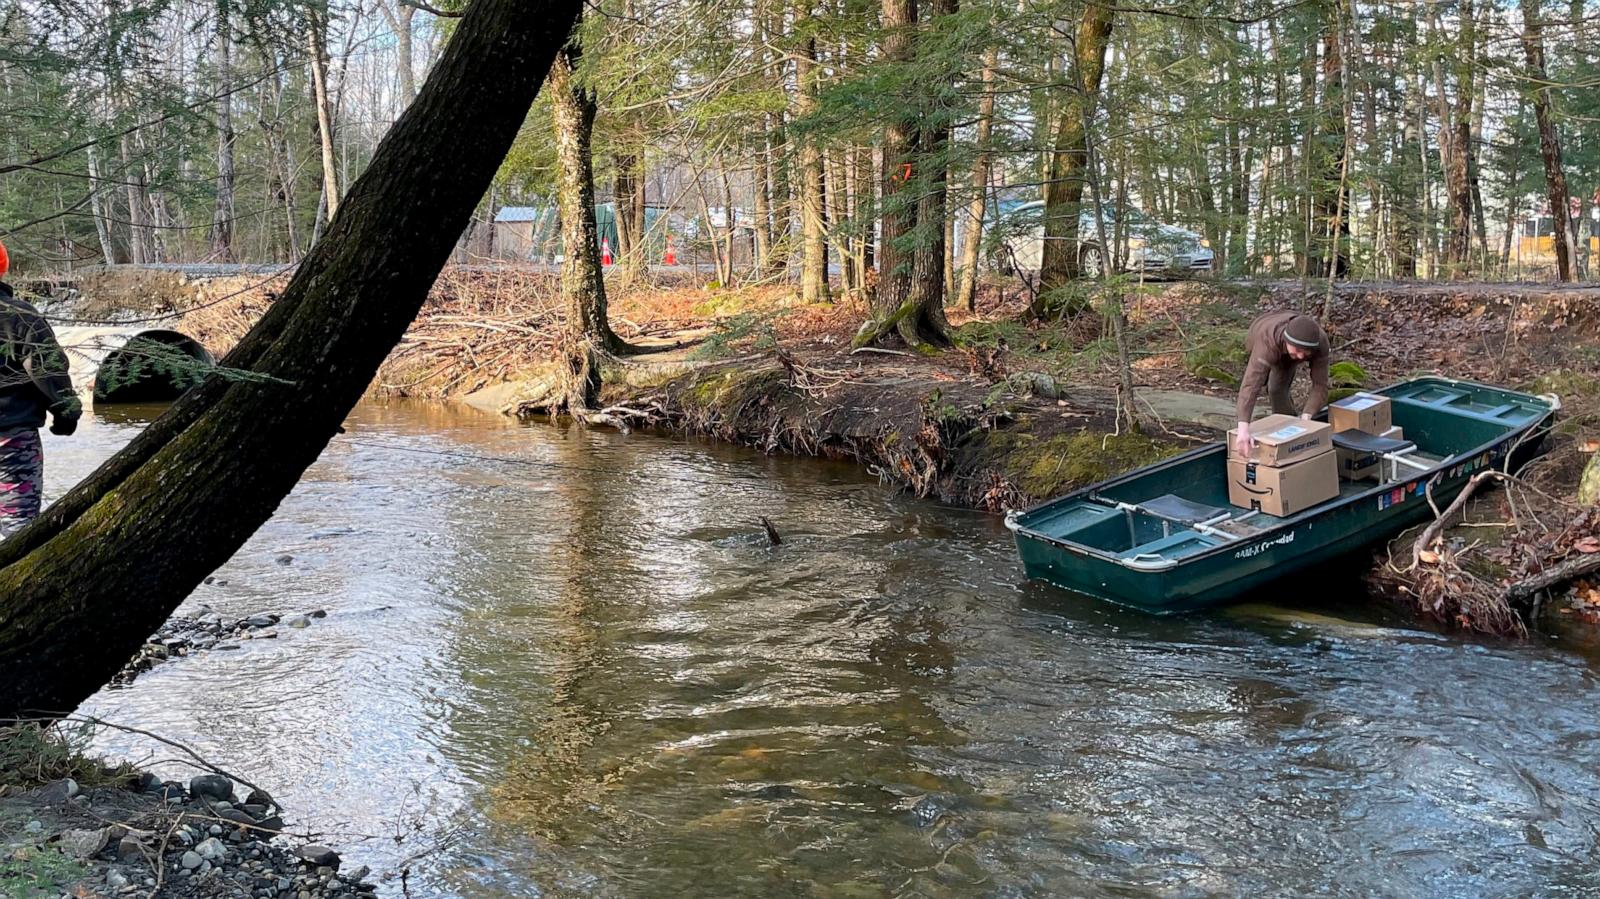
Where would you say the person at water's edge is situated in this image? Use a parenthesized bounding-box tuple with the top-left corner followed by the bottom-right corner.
(1234, 312, 1330, 458)
(0, 242, 81, 535)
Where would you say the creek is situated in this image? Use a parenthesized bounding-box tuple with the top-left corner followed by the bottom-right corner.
(52, 401, 1600, 897)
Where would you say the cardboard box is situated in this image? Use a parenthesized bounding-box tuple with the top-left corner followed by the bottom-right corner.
(1227, 451, 1339, 516)
(1329, 392, 1393, 434)
(1226, 414, 1334, 467)
(1336, 426, 1404, 482)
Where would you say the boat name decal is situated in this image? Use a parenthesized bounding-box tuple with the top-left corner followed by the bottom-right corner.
(1236, 531, 1295, 559)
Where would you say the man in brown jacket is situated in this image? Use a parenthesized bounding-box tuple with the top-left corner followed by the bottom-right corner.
(1233, 311, 1330, 458)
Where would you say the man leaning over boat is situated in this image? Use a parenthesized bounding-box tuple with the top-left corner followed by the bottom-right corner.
(1233, 312, 1330, 459)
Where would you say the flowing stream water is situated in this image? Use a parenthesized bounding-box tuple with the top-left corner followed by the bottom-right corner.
(47, 401, 1600, 897)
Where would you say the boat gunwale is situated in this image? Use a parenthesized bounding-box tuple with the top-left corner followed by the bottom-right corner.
(1009, 376, 1558, 571)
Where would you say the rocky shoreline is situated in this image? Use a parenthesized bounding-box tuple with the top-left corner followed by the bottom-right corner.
(111, 600, 327, 688)
(0, 768, 374, 898)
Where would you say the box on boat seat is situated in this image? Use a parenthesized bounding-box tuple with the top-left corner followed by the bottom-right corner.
(1329, 392, 1393, 435)
(1227, 451, 1338, 517)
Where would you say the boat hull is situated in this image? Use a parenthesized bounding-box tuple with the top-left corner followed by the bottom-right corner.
(1011, 378, 1556, 614)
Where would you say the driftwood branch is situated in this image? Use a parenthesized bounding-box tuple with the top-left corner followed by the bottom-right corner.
(1503, 552, 1600, 603)
(1413, 472, 1485, 568)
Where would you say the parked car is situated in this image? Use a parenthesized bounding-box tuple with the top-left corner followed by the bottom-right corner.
(986, 200, 1214, 278)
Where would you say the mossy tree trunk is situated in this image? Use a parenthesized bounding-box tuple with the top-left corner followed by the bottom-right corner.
(1035, 2, 1114, 317)
(856, 0, 951, 351)
(549, 35, 635, 410)
(0, 0, 581, 721)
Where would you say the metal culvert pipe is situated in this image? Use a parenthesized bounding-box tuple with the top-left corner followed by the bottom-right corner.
(54, 326, 216, 405)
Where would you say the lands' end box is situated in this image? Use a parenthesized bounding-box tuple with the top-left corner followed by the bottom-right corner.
(1330, 392, 1393, 434)
(1228, 451, 1339, 517)
(1226, 414, 1334, 467)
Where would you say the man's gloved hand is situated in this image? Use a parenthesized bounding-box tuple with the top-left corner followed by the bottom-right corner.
(49, 414, 79, 437)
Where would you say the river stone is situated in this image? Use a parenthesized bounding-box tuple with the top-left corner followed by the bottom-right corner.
(118, 836, 147, 862)
(286, 616, 311, 629)
(57, 826, 110, 858)
(106, 868, 131, 891)
(276, 554, 293, 565)
(245, 787, 275, 807)
(254, 814, 285, 834)
(219, 807, 258, 827)
(247, 614, 279, 628)
(197, 836, 227, 860)
(191, 774, 235, 802)
(180, 850, 203, 870)
(295, 844, 340, 867)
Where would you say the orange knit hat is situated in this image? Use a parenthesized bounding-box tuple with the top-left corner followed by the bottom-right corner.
(0, 241, 9, 278)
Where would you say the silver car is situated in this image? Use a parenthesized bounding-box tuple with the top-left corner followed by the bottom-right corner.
(988, 200, 1214, 278)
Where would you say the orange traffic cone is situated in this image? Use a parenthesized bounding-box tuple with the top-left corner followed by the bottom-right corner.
(601, 236, 613, 266)
(663, 234, 677, 266)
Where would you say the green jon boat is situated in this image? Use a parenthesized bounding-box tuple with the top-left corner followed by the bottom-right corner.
(1006, 377, 1559, 613)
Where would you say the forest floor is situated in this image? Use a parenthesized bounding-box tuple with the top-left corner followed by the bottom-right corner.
(47, 266, 1600, 633)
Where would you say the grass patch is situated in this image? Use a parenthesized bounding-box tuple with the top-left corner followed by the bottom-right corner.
(0, 722, 138, 793)
(0, 846, 89, 898)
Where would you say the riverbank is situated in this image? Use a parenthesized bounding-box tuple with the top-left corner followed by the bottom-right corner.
(0, 721, 374, 899)
(46, 266, 1600, 631)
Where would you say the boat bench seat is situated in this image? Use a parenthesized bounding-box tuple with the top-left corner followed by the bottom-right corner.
(1331, 431, 1415, 455)
(1138, 494, 1229, 524)
(1119, 530, 1219, 562)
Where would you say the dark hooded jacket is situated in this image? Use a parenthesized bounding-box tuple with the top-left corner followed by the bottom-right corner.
(0, 281, 80, 431)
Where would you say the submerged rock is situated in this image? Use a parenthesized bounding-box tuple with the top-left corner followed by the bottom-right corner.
(190, 773, 234, 802)
(296, 844, 340, 868)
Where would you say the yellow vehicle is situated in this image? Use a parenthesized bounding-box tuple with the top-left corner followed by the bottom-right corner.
(1515, 211, 1600, 263)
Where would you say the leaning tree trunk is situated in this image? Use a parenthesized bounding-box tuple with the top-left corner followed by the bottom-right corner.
(1521, 0, 1575, 282)
(1035, 1, 1114, 317)
(0, 0, 581, 721)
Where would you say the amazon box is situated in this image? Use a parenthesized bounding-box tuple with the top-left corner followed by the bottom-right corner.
(1329, 392, 1392, 434)
(1228, 451, 1338, 517)
(1226, 414, 1334, 467)
(1337, 425, 1405, 482)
